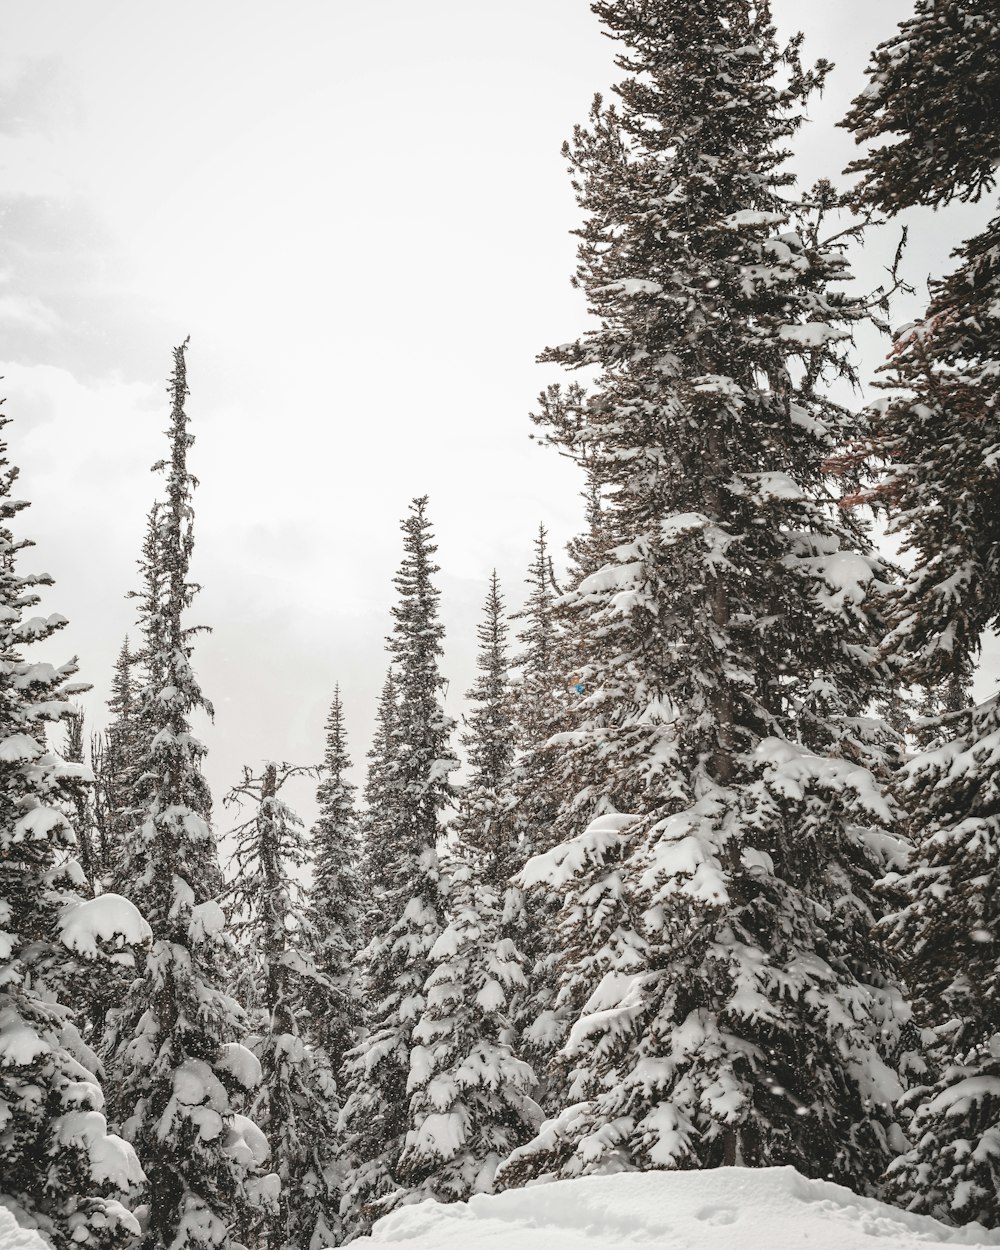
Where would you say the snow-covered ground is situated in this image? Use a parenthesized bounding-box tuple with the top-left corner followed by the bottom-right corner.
(5, 1167, 1000, 1250)
(359, 1167, 1000, 1249)
(0, 1206, 49, 1250)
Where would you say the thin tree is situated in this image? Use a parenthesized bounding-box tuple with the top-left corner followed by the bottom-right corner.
(358, 668, 399, 946)
(227, 762, 341, 1250)
(453, 572, 519, 886)
(508, 525, 571, 864)
(339, 497, 458, 1238)
(304, 685, 363, 1078)
(103, 344, 270, 1250)
(92, 637, 141, 888)
(399, 573, 539, 1202)
(507, 526, 573, 1096)
(64, 708, 98, 893)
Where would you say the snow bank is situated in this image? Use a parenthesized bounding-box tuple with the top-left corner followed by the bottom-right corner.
(0, 1205, 51, 1250)
(357, 1167, 1000, 1248)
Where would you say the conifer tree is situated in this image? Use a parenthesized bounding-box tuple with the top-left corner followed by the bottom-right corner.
(60, 709, 134, 1052)
(507, 528, 575, 1093)
(227, 763, 340, 1250)
(358, 668, 398, 946)
(304, 685, 363, 1078)
(453, 573, 518, 886)
(339, 497, 458, 1237)
(398, 574, 539, 1202)
(497, 0, 911, 1192)
(64, 709, 98, 892)
(103, 344, 271, 1250)
(509, 525, 566, 862)
(0, 399, 149, 1249)
(844, 1, 1000, 1225)
(92, 638, 141, 886)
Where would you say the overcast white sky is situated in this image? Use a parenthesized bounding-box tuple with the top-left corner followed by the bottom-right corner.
(1, 1, 995, 831)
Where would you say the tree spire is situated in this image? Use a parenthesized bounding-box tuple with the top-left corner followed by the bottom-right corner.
(339, 497, 458, 1239)
(305, 684, 363, 1076)
(104, 344, 268, 1250)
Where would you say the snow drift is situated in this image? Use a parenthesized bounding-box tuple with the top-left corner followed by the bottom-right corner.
(357, 1167, 1000, 1248)
(0, 1206, 50, 1250)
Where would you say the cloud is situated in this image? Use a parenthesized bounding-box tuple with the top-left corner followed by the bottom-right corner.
(0, 291, 60, 333)
(0, 55, 77, 138)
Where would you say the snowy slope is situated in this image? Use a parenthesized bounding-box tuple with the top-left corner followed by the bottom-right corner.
(359, 1167, 1000, 1249)
(0, 1206, 50, 1250)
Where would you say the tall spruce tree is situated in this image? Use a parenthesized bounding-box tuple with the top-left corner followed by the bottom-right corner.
(63, 709, 98, 893)
(339, 497, 458, 1238)
(509, 525, 566, 862)
(453, 573, 518, 887)
(227, 763, 340, 1250)
(507, 527, 574, 1095)
(844, 1, 1000, 1225)
(304, 685, 363, 1078)
(0, 400, 149, 1249)
(496, 0, 912, 1192)
(103, 344, 271, 1250)
(398, 573, 539, 1202)
(92, 638, 141, 888)
(358, 669, 399, 946)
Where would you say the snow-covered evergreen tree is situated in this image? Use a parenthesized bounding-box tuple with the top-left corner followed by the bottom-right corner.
(304, 685, 363, 1079)
(63, 709, 98, 893)
(496, 0, 912, 1192)
(452, 573, 518, 887)
(339, 497, 458, 1238)
(227, 763, 340, 1250)
(510, 526, 564, 859)
(103, 344, 271, 1250)
(507, 527, 575, 1097)
(92, 638, 141, 889)
(398, 573, 539, 1202)
(844, 0, 1000, 1225)
(358, 668, 398, 946)
(0, 400, 149, 1250)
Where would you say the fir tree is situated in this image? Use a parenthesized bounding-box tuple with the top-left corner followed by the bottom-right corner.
(844, 0, 1000, 1225)
(92, 638, 141, 888)
(0, 399, 149, 1249)
(227, 763, 340, 1250)
(64, 708, 98, 893)
(453, 573, 518, 887)
(103, 344, 270, 1250)
(509, 525, 566, 862)
(398, 574, 539, 1202)
(60, 708, 134, 1053)
(304, 685, 363, 1078)
(358, 668, 399, 946)
(497, 0, 911, 1192)
(339, 497, 458, 1237)
(507, 527, 574, 1096)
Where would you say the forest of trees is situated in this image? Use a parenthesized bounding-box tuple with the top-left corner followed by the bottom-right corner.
(1, 0, 999, 1246)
